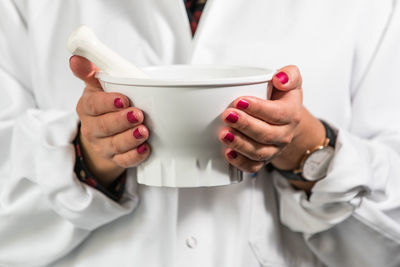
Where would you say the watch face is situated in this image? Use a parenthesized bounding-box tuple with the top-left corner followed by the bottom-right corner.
(302, 147, 335, 181)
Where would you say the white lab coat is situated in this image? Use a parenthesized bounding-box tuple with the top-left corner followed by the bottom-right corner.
(0, 0, 400, 266)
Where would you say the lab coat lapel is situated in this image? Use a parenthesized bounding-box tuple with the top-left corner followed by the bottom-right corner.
(162, 0, 193, 63)
(189, 0, 217, 63)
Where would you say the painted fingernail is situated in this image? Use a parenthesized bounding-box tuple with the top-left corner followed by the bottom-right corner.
(225, 112, 239, 123)
(114, 98, 124, 108)
(137, 144, 147, 154)
(227, 150, 237, 159)
(276, 72, 289, 84)
(133, 128, 143, 139)
(224, 132, 235, 142)
(237, 99, 249, 109)
(127, 111, 138, 123)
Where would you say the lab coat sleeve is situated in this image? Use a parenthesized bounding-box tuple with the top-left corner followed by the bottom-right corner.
(0, 1, 138, 266)
(274, 1, 400, 266)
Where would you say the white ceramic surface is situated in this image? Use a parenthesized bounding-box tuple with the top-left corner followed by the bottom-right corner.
(97, 65, 273, 187)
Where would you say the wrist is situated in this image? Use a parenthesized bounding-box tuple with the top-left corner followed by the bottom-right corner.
(271, 107, 325, 171)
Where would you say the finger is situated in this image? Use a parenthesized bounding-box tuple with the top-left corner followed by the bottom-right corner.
(82, 107, 144, 139)
(269, 65, 303, 105)
(79, 91, 130, 116)
(222, 108, 295, 145)
(224, 149, 265, 173)
(69, 55, 101, 88)
(112, 143, 151, 169)
(219, 127, 280, 162)
(272, 65, 302, 92)
(232, 96, 301, 125)
(106, 125, 149, 156)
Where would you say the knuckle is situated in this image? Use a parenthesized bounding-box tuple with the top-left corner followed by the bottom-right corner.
(256, 164, 264, 172)
(109, 135, 120, 155)
(272, 105, 285, 121)
(115, 156, 130, 169)
(247, 164, 263, 174)
(260, 131, 274, 144)
(292, 111, 301, 125)
(97, 116, 111, 136)
(114, 152, 140, 169)
(127, 150, 142, 166)
(230, 137, 245, 152)
(280, 134, 294, 146)
(87, 96, 98, 115)
(91, 143, 105, 156)
(79, 125, 92, 141)
(236, 117, 249, 132)
(251, 102, 264, 117)
(252, 150, 268, 162)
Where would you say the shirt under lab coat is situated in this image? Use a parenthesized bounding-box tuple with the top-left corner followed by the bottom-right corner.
(1, 0, 400, 266)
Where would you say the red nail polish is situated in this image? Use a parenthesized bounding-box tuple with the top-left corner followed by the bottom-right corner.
(227, 150, 237, 159)
(236, 100, 249, 109)
(226, 112, 239, 123)
(276, 72, 289, 84)
(133, 128, 143, 139)
(127, 111, 138, 123)
(114, 98, 124, 108)
(224, 132, 235, 142)
(137, 144, 147, 154)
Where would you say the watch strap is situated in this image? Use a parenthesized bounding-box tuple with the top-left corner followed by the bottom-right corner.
(274, 165, 306, 181)
(273, 119, 337, 181)
(320, 119, 336, 148)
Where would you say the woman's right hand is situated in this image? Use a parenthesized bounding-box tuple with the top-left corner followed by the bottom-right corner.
(70, 55, 151, 187)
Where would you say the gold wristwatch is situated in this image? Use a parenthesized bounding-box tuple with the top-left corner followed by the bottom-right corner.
(275, 120, 336, 182)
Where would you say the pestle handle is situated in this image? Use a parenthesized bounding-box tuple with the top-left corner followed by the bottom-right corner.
(67, 25, 149, 78)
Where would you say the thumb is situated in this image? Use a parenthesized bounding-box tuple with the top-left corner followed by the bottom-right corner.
(272, 65, 302, 92)
(69, 55, 101, 88)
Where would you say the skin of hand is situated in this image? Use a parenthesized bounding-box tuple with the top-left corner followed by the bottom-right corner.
(70, 55, 151, 187)
(219, 65, 326, 191)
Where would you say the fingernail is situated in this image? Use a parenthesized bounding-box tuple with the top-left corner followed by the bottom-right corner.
(127, 111, 138, 123)
(225, 112, 239, 123)
(223, 132, 235, 142)
(227, 150, 237, 159)
(276, 72, 289, 84)
(137, 144, 147, 154)
(114, 98, 124, 108)
(133, 128, 143, 139)
(236, 99, 249, 109)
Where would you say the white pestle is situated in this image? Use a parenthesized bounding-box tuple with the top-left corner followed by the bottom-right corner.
(67, 25, 150, 78)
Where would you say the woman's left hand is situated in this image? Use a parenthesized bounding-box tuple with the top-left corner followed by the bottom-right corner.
(219, 65, 324, 176)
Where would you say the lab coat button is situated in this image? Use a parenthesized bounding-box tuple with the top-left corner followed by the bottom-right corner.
(185, 236, 197, 249)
